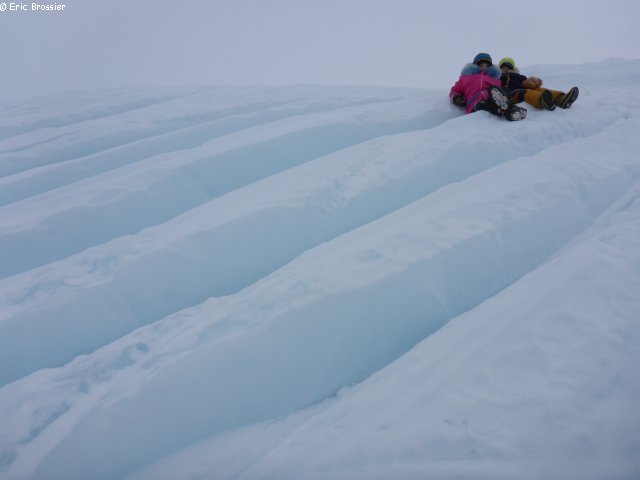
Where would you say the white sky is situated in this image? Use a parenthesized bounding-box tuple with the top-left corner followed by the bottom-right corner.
(1, 0, 639, 99)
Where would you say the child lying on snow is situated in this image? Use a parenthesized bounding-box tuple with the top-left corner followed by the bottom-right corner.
(498, 57, 579, 111)
(450, 53, 527, 121)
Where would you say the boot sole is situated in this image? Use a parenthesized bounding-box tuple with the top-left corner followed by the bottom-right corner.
(489, 87, 510, 111)
(558, 87, 579, 109)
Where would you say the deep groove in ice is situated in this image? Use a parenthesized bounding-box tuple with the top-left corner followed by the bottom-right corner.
(0, 98, 451, 276)
(0, 105, 635, 388)
(4, 117, 640, 480)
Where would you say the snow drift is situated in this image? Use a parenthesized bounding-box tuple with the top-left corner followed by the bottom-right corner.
(1, 58, 639, 480)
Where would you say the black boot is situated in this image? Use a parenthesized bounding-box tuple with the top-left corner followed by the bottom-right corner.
(555, 87, 579, 109)
(505, 105, 527, 121)
(540, 90, 556, 111)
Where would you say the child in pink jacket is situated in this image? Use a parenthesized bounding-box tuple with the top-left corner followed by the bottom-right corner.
(450, 53, 527, 121)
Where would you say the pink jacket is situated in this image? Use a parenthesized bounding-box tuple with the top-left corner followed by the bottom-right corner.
(450, 64, 502, 113)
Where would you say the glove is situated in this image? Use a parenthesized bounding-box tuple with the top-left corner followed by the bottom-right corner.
(452, 94, 465, 107)
(522, 76, 542, 89)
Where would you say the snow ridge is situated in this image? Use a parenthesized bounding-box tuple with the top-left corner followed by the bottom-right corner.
(1, 61, 640, 480)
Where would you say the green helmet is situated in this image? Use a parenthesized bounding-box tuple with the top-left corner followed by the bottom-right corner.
(499, 57, 516, 70)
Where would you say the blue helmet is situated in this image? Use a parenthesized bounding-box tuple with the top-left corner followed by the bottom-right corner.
(473, 53, 493, 66)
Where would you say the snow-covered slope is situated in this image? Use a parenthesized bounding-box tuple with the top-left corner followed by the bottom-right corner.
(1, 58, 639, 480)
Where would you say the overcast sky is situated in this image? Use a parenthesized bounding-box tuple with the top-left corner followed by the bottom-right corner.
(1, 0, 639, 100)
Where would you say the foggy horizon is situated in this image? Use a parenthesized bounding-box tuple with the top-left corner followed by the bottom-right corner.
(1, 0, 639, 100)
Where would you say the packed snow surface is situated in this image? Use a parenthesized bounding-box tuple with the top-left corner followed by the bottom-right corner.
(1, 58, 639, 479)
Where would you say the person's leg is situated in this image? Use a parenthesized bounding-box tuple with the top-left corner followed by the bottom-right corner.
(523, 88, 557, 110)
(523, 89, 544, 108)
(474, 88, 526, 121)
(488, 86, 510, 111)
(473, 99, 501, 116)
(473, 88, 507, 116)
(546, 89, 565, 102)
(510, 89, 527, 104)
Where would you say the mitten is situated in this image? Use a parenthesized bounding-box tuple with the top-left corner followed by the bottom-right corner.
(452, 94, 466, 107)
(522, 76, 543, 89)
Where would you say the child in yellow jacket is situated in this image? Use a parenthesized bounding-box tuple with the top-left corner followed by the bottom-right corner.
(499, 57, 579, 111)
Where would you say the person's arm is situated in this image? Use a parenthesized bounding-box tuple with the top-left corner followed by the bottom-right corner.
(450, 77, 466, 106)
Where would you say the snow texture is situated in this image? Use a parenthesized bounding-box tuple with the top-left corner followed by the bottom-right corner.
(1, 58, 640, 480)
